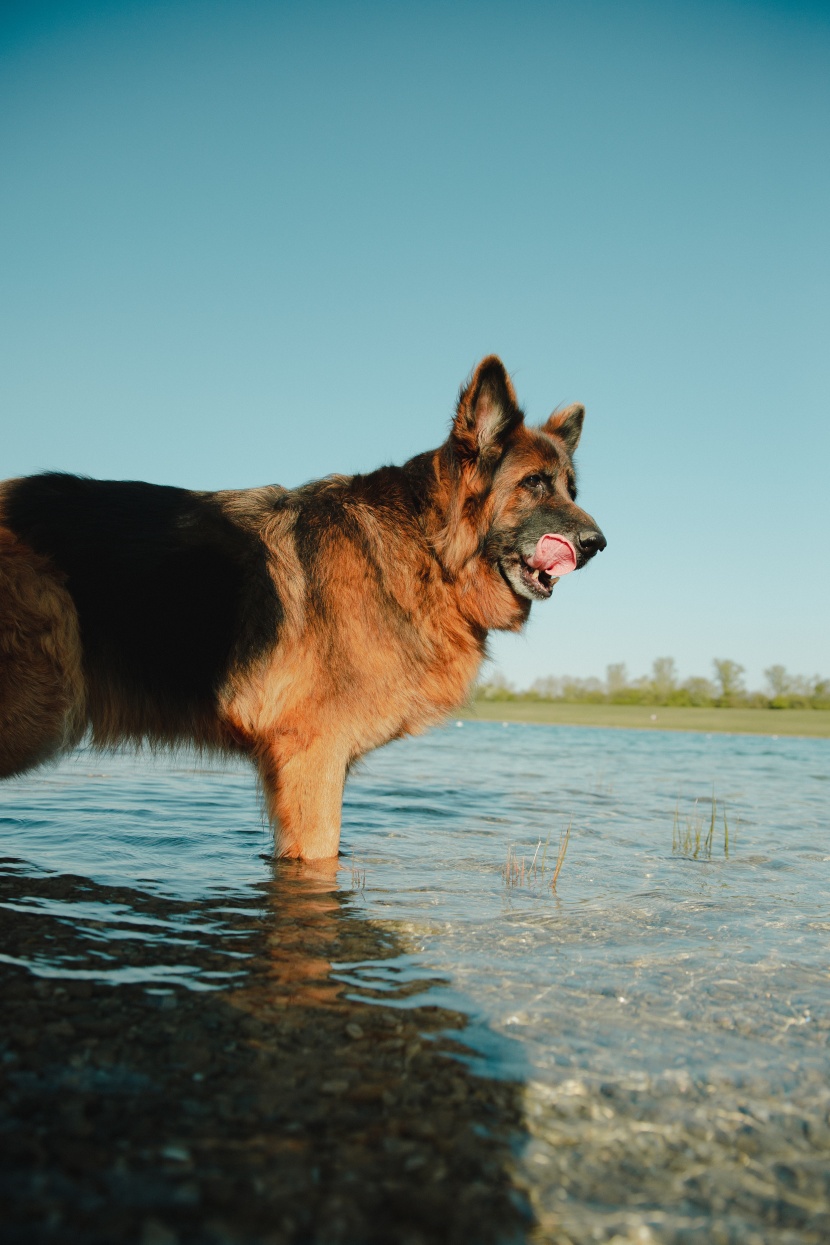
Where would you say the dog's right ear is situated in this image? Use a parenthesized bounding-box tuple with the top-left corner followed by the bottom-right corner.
(451, 356, 523, 466)
(542, 403, 585, 456)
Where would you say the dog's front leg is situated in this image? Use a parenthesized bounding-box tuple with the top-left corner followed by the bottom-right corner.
(258, 735, 347, 860)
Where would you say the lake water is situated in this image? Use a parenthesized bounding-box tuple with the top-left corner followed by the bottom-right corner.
(1, 722, 829, 1244)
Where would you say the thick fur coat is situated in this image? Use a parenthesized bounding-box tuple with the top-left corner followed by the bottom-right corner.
(0, 357, 605, 858)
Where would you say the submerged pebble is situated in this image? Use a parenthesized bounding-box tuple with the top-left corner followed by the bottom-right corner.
(0, 723, 828, 1242)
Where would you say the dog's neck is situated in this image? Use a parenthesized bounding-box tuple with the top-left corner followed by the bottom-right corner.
(402, 449, 531, 635)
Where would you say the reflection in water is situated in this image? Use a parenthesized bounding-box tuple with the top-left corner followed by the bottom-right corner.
(0, 857, 530, 1244)
(2, 726, 830, 1243)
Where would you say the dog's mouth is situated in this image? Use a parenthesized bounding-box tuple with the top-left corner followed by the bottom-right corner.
(519, 558, 558, 598)
(500, 555, 558, 600)
(500, 534, 578, 602)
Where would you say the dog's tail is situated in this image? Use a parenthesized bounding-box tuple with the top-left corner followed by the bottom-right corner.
(0, 527, 86, 777)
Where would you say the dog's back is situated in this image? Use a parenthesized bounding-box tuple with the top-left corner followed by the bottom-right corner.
(0, 473, 280, 758)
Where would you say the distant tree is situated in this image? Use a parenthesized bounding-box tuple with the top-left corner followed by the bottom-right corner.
(651, 657, 677, 703)
(813, 678, 830, 708)
(606, 663, 628, 697)
(475, 672, 516, 700)
(764, 665, 791, 699)
(765, 670, 830, 709)
(682, 676, 716, 706)
(476, 661, 828, 709)
(530, 676, 562, 700)
(561, 676, 605, 702)
(713, 659, 745, 704)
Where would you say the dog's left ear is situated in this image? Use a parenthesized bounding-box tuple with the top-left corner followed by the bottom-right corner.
(543, 403, 585, 456)
(452, 356, 523, 464)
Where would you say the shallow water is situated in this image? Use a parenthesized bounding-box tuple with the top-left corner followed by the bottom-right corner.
(1, 722, 829, 1243)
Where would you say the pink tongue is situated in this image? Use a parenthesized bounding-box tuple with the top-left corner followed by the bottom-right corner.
(528, 533, 577, 577)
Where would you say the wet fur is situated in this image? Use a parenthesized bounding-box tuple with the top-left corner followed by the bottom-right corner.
(0, 357, 604, 859)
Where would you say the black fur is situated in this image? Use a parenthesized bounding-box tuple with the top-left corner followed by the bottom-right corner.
(4, 474, 280, 720)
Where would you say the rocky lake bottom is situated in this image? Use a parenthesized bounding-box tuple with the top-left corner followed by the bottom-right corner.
(1, 721, 828, 1244)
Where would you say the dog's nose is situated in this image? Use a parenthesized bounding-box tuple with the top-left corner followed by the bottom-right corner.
(577, 527, 607, 556)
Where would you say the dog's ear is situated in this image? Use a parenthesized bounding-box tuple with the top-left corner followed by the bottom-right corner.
(451, 356, 523, 464)
(543, 403, 585, 456)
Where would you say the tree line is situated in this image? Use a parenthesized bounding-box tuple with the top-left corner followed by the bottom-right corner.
(475, 658, 830, 710)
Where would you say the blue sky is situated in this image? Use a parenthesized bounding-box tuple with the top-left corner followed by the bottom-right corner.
(1, 0, 828, 691)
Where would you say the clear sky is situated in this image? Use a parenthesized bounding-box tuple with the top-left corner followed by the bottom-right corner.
(1, 0, 828, 692)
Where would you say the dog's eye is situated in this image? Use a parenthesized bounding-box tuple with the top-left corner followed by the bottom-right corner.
(522, 474, 545, 491)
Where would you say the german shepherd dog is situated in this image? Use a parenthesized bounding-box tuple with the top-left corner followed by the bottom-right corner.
(0, 357, 605, 859)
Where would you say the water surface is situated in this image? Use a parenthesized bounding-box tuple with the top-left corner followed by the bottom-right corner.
(1, 722, 828, 1243)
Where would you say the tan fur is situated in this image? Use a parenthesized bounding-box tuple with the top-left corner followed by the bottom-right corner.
(0, 357, 603, 860)
(220, 474, 488, 857)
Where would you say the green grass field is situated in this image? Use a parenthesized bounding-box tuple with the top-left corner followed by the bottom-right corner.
(461, 700, 830, 737)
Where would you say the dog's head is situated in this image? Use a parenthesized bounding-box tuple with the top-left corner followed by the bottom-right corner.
(434, 356, 606, 628)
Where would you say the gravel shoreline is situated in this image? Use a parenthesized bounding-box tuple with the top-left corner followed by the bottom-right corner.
(0, 862, 530, 1245)
(4, 857, 830, 1244)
